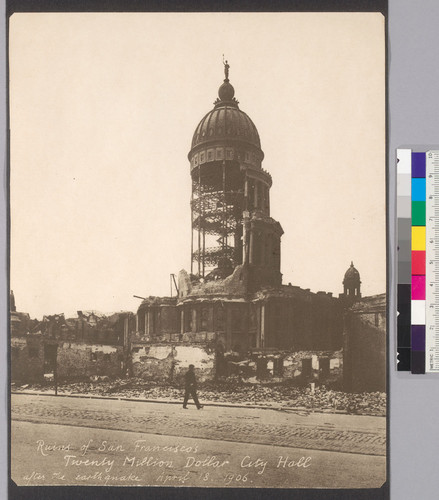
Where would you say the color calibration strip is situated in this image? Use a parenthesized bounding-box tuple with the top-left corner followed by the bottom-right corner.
(397, 149, 412, 371)
(411, 152, 426, 374)
(426, 151, 439, 373)
(397, 149, 439, 374)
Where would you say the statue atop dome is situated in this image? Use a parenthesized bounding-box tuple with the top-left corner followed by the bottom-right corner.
(223, 55, 230, 81)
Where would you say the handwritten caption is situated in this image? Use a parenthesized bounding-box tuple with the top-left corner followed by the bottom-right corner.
(21, 438, 312, 486)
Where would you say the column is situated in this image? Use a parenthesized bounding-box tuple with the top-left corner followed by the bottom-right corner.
(147, 310, 153, 335)
(192, 307, 197, 333)
(260, 304, 265, 348)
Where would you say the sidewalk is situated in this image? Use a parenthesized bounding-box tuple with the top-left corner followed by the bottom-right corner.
(11, 378, 387, 416)
(12, 388, 348, 415)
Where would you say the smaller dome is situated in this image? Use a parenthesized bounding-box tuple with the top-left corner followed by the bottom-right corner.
(344, 261, 360, 280)
(218, 80, 235, 101)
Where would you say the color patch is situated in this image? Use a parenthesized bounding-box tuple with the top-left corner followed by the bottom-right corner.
(398, 148, 412, 174)
(411, 275, 425, 300)
(412, 178, 426, 201)
(411, 325, 426, 351)
(412, 201, 426, 226)
(398, 262, 411, 282)
(412, 152, 426, 178)
(412, 250, 426, 275)
(398, 240, 411, 261)
(397, 347, 411, 371)
(411, 350, 425, 374)
(397, 174, 411, 196)
(411, 300, 426, 325)
(397, 196, 411, 217)
(412, 226, 426, 250)
(397, 284, 411, 349)
(398, 218, 411, 241)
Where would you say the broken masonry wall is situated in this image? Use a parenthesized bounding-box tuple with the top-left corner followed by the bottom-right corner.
(281, 350, 343, 385)
(178, 266, 248, 300)
(223, 349, 343, 385)
(135, 298, 179, 341)
(180, 331, 217, 343)
(10, 311, 36, 336)
(37, 314, 75, 340)
(343, 295, 386, 393)
(131, 344, 174, 381)
(11, 336, 45, 382)
(173, 345, 215, 383)
(130, 343, 215, 383)
(32, 312, 132, 345)
(56, 342, 124, 380)
(78, 319, 124, 345)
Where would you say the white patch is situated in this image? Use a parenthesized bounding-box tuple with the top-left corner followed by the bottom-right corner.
(89, 344, 117, 354)
(330, 358, 340, 369)
(149, 346, 172, 360)
(132, 347, 146, 363)
(174, 346, 213, 369)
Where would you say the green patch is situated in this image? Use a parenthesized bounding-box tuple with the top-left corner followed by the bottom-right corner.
(412, 201, 426, 226)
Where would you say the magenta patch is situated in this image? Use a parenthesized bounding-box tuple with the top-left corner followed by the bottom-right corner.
(412, 275, 426, 300)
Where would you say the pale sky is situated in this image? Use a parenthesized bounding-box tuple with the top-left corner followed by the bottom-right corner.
(9, 12, 386, 319)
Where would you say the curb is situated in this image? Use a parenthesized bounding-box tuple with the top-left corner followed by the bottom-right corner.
(11, 390, 301, 410)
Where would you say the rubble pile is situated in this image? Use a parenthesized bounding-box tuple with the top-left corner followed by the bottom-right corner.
(12, 378, 386, 416)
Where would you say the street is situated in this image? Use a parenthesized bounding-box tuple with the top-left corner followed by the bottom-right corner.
(11, 393, 386, 488)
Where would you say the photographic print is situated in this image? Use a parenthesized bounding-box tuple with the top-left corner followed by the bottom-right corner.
(9, 10, 387, 495)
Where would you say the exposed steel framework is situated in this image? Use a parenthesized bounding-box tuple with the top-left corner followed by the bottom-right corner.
(191, 161, 245, 277)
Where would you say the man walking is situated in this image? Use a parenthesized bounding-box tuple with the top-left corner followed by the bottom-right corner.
(183, 364, 203, 409)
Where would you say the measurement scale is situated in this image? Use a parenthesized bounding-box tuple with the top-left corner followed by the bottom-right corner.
(425, 150, 439, 372)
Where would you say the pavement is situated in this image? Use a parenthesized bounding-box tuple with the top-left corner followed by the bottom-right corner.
(11, 393, 386, 456)
(11, 387, 372, 413)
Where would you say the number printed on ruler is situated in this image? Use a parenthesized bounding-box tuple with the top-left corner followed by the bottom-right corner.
(426, 150, 439, 372)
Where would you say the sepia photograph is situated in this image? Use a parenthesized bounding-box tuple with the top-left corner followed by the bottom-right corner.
(9, 11, 387, 493)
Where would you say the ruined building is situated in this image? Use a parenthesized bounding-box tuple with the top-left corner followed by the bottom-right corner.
(10, 65, 386, 391)
(11, 303, 134, 383)
(131, 65, 353, 385)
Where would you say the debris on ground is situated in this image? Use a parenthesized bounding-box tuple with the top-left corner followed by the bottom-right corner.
(11, 378, 386, 416)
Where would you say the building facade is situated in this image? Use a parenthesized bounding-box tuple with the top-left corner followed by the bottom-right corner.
(131, 66, 361, 386)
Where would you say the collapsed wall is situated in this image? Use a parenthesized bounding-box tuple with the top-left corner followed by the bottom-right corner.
(10, 311, 133, 383)
(225, 349, 343, 386)
(130, 344, 215, 383)
(11, 335, 125, 382)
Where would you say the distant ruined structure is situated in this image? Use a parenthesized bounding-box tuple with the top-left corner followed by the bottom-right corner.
(10, 63, 386, 392)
